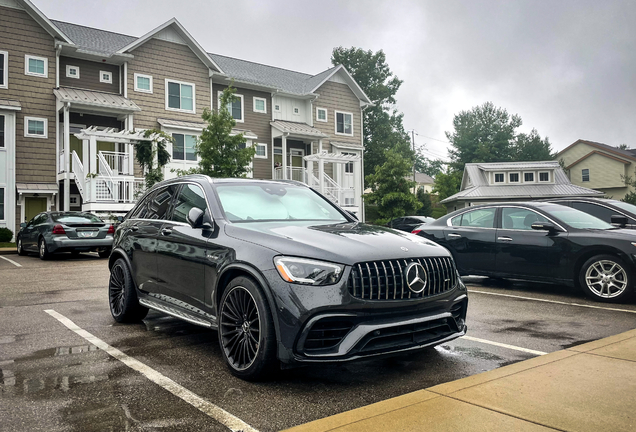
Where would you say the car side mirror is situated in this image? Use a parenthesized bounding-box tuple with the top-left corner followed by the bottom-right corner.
(117, 216, 124, 223)
(20, 222, 26, 228)
(611, 215, 628, 228)
(531, 222, 561, 232)
(187, 207, 213, 230)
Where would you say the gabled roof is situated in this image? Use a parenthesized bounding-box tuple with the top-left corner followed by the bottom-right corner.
(566, 150, 632, 170)
(557, 139, 636, 162)
(52, 20, 136, 56)
(17, 0, 73, 43)
(305, 65, 372, 104)
(464, 161, 560, 188)
(116, 18, 223, 73)
(412, 172, 434, 184)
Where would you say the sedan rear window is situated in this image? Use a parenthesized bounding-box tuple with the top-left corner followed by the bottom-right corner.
(216, 184, 347, 223)
(50, 213, 103, 223)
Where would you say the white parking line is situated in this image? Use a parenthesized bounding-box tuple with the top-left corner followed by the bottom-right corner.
(0, 255, 22, 267)
(468, 289, 636, 314)
(44, 309, 258, 432)
(462, 335, 548, 356)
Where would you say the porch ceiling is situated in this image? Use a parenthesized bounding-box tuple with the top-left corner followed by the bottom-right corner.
(271, 120, 329, 139)
(55, 87, 141, 114)
(304, 152, 360, 163)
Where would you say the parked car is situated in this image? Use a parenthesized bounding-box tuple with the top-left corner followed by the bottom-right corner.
(108, 175, 468, 380)
(16, 211, 114, 259)
(545, 197, 636, 229)
(387, 216, 436, 233)
(413, 201, 636, 303)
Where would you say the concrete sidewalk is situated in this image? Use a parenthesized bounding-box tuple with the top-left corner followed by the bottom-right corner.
(284, 329, 636, 432)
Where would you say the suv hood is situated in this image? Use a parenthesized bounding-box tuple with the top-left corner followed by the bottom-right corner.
(224, 221, 451, 266)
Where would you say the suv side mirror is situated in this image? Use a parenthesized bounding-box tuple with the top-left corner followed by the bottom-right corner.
(531, 222, 561, 233)
(20, 222, 26, 228)
(611, 214, 628, 228)
(187, 207, 213, 229)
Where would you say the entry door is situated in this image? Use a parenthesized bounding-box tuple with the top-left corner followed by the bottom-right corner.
(289, 149, 304, 181)
(341, 152, 356, 189)
(25, 197, 47, 223)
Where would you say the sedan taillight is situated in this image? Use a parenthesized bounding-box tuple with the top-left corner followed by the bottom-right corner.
(107, 225, 115, 234)
(411, 229, 422, 235)
(52, 224, 66, 235)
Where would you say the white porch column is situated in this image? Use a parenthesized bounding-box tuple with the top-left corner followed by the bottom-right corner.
(89, 136, 97, 175)
(63, 104, 70, 211)
(281, 134, 287, 180)
(353, 158, 362, 207)
(318, 139, 323, 153)
(318, 159, 325, 194)
(306, 160, 314, 187)
(82, 139, 89, 172)
(127, 114, 135, 176)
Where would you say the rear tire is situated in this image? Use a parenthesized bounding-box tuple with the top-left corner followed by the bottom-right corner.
(17, 238, 26, 256)
(38, 238, 50, 260)
(579, 254, 633, 303)
(218, 276, 278, 381)
(108, 258, 148, 323)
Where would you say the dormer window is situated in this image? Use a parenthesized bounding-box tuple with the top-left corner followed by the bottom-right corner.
(509, 173, 520, 183)
(539, 171, 550, 182)
(494, 173, 504, 183)
(524, 172, 534, 182)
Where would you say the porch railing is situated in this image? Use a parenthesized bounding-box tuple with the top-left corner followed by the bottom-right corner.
(274, 166, 355, 206)
(100, 151, 130, 175)
(273, 166, 309, 183)
(91, 177, 144, 203)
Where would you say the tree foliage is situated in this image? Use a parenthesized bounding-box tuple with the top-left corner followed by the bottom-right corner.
(133, 129, 173, 189)
(331, 47, 414, 185)
(414, 148, 446, 177)
(415, 187, 432, 217)
(515, 129, 555, 161)
(364, 149, 421, 224)
(432, 170, 463, 202)
(621, 170, 636, 205)
(177, 85, 255, 178)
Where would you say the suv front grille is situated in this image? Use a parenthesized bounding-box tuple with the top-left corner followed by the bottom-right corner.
(347, 257, 457, 301)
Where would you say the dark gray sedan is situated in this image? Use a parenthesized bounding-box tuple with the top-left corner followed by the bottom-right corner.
(17, 212, 114, 259)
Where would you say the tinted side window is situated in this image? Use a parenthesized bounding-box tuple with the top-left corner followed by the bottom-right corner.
(501, 207, 549, 230)
(33, 214, 48, 226)
(146, 185, 179, 220)
(458, 208, 496, 228)
(130, 191, 155, 219)
(570, 202, 617, 223)
(172, 184, 208, 223)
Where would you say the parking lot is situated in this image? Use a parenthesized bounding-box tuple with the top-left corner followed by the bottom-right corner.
(2, 253, 636, 432)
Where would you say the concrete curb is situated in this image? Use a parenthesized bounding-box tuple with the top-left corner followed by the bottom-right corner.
(0, 247, 16, 255)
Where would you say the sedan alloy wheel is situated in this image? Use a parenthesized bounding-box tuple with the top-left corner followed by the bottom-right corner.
(585, 259, 628, 298)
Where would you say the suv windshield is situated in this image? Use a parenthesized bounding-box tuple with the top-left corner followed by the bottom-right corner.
(544, 206, 614, 230)
(216, 184, 347, 223)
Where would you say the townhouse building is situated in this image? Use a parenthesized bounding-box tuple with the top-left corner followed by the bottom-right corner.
(0, 0, 372, 239)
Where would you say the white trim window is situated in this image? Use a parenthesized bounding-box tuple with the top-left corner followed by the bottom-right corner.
(0, 114, 4, 148)
(25, 55, 48, 78)
(509, 172, 520, 183)
(0, 187, 4, 221)
(218, 91, 244, 122)
(172, 133, 197, 161)
(316, 107, 327, 122)
(65, 64, 80, 79)
(335, 111, 353, 136)
(100, 70, 112, 84)
(539, 171, 550, 182)
(0, 51, 7, 89)
(494, 173, 505, 183)
(24, 117, 47, 138)
(253, 97, 267, 114)
(582, 168, 590, 182)
(293, 106, 300, 115)
(524, 172, 534, 182)
(134, 73, 153, 93)
(166, 79, 195, 113)
(274, 103, 281, 112)
(255, 143, 267, 159)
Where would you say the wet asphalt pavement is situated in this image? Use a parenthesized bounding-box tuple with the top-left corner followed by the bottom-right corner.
(1, 253, 636, 432)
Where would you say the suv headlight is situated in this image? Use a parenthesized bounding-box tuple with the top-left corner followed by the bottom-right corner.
(274, 257, 344, 286)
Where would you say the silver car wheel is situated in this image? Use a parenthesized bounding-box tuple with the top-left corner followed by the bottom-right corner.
(585, 259, 628, 299)
(39, 240, 45, 257)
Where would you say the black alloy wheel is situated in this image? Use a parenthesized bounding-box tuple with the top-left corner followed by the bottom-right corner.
(108, 258, 148, 323)
(16, 238, 26, 256)
(580, 254, 633, 303)
(219, 277, 277, 380)
(38, 238, 50, 260)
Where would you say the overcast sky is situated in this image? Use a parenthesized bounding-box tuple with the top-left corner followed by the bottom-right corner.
(37, 0, 636, 161)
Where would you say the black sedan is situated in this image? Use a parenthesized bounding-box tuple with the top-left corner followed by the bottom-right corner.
(108, 176, 468, 380)
(413, 202, 636, 303)
(546, 197, 636, 229)
(387, 215, 436, 233)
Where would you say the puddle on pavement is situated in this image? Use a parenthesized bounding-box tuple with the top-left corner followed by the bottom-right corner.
(436, 344, 505, 362)
(12, 344, 100, 362)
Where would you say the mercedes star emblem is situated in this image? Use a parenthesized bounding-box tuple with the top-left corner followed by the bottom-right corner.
(405, 262, 427, 293)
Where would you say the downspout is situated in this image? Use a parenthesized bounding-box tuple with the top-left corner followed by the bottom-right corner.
(123, 61, 128, 98)
(63, 102, 71, 211)
(55, 44, 61, 88)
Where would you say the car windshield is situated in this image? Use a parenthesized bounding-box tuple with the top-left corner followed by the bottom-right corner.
(544, 206, 614, 230)
(50, 212, 103, 223)
(215, 184, 348, 223)
(611, 201, 636, 215)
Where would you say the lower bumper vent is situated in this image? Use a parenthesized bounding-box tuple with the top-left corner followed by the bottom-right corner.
(303, 318, 354, 352)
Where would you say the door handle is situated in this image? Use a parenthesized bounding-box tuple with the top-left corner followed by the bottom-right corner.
(497, 236, 513, 242)
(161, 228, 172, 236)
(130, 226, 139, 232)
(447, 233, 462, 238)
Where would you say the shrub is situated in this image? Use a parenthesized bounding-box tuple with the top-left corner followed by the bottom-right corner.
(0, 227, 13, 242)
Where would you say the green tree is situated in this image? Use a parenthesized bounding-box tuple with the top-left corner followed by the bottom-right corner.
(432, 170, 463, 202)
(133, 129, 173, 189)
(178, 85, 255, 178)
(617, 144, 630, 150)
(621, 170, 636, 205)
(364, 149, 421, 224)
(331, 47, 413, 185)
(414, 148, 446, 177)
(515, 129, 555, 161)
(415, 187, 432, 217)
(446, 102, 521, 171)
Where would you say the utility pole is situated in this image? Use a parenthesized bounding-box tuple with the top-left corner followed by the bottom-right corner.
(411, 129, 416, 196)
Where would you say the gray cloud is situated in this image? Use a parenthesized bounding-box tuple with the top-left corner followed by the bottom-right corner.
(40, 0, 636, 158)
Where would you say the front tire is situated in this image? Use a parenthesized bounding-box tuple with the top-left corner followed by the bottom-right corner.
(218, 276, 277, 381)
(579, 255, 633, 303)
(38, 238, 50, 260)
(17, 238, 26, 256)
(108, 258, 148, 323)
